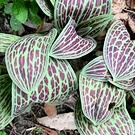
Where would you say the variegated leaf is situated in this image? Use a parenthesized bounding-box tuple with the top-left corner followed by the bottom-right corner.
(0, 33, 20, 52)
(77, 27, 92, 37)
(54, 0, 112, 32)
(79, 74, 125, 126)
(12, 57, 78, 116)
(50, 0, 55, 6)
(81, 56, 110, 82)
(11, 82, 32, 117)
(5, 28, 57, 94)
(108, 77, 135, 91)
(103, 20, 135, 81)
(77, 14, 113, 38)
(129, 89, 135, 100)
(36, 0, 53, 17)
(50, 19, 96, 59)
(75, 99, 134, 135)
(0, 74, 14, 130)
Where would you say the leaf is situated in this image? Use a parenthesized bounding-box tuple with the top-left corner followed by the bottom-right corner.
(0, 74, 14, 130)
(50, 18, 96, 59)
(11, 57, 78, 116)
(0, 33, 20, 52)
(5, 28, 57, 94)
(129, 89, 135, 100)
(44, 103, 57, 118)
(35, 0, 53, 17)
(12, 0, 28, 23)
(37, 112, 76, 130)
(4, 3, 13, 14)
(10, 16, 22, 31)
(77, 14, 114, 38)
(79, 74, 125, 126)
(54, 0, 112, 32)
(76, 27, 92, 37)
(50, 0, 55, 6)
(75, 99, 134, 135)
(108, 77, 135, 90)
(103, 20, 135, 81)
(81, 56, 110, 82)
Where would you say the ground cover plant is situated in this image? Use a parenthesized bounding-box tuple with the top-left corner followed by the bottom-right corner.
(0, 0, 135, 134)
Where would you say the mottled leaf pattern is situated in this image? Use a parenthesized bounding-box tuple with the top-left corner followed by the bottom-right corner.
(108, 77, 135, 91)
(5, 29, 57, 94)
(12, 57, 78, 116)
(50, 19, 96, 59)
(54, 0, 112, 31)
(103, 20, 135, 81)
(0, 33, 20, 52)
(0, 75, 14, 130)
(75, 99, 134, 135)
(77, 14, 113, 38)
(79, 74, 125, 125)
(81, 56, 110, 82)
(36, 0, 54, 17)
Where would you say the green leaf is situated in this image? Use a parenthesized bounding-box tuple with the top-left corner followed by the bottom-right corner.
(10, 16, 22, 31)
(4, 3, 13, 14)
(12, 0, 28, 23)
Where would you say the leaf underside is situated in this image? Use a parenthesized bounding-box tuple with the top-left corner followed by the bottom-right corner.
(75, 99, 134, 135)
(12, 57, 78, 116)
(5, 29, 57, 94)
(54, 0, 112, 31)
(103, 20, 135, 81)
(81, 56, 110, 82)
(50, 18, 96, 59)
(77, 14, 114, 38)
(79, 74, 125, 126)
(0, 75, 13, 130)
(35, 0, 54, 17)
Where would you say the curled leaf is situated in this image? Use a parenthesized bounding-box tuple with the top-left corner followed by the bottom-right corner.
(79, 74, 125, 126)
(50, 19, 96, 59)
(81, 56, 110, 82)
(103, 20, 135, 81)
(5, 29, 57, 94)
(75, 99, 134, 135)
(55, 0, 112, 31)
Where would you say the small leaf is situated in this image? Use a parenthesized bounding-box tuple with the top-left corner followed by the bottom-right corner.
(4, 3, 13, 14)
(77, 14, 114, 38)
(79, 74, 125, 126)
(35, 0, 53, 17)
(10, 16, 22, 31)
(103, 20, 135, 81)
(12, 0, 28, 23)
(75, 99, 134, 135)
(54, 0, 112, 32)
(81, 56, 110, 82)
(50, 18, 96, 59)
(0, 33, 20, 52)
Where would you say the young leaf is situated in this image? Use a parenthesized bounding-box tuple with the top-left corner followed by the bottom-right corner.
(10, 16, 22, 31)
(0, 74, 14, 130)
(35, 0, 53, 17)
(12, 57, 78, 116)
(12, 0, 28, 23)
(54, 0, 112, 32)
(5, 28, 57, 94)
(75, 99, 134, 135)
(103, 20, 135, 81)
(50, 19, 96, 59)
(0, 33, 20, 52)
(81, 56, 110, 82)
(77, 14, 114, 38)
(79, 74, 125, 126)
